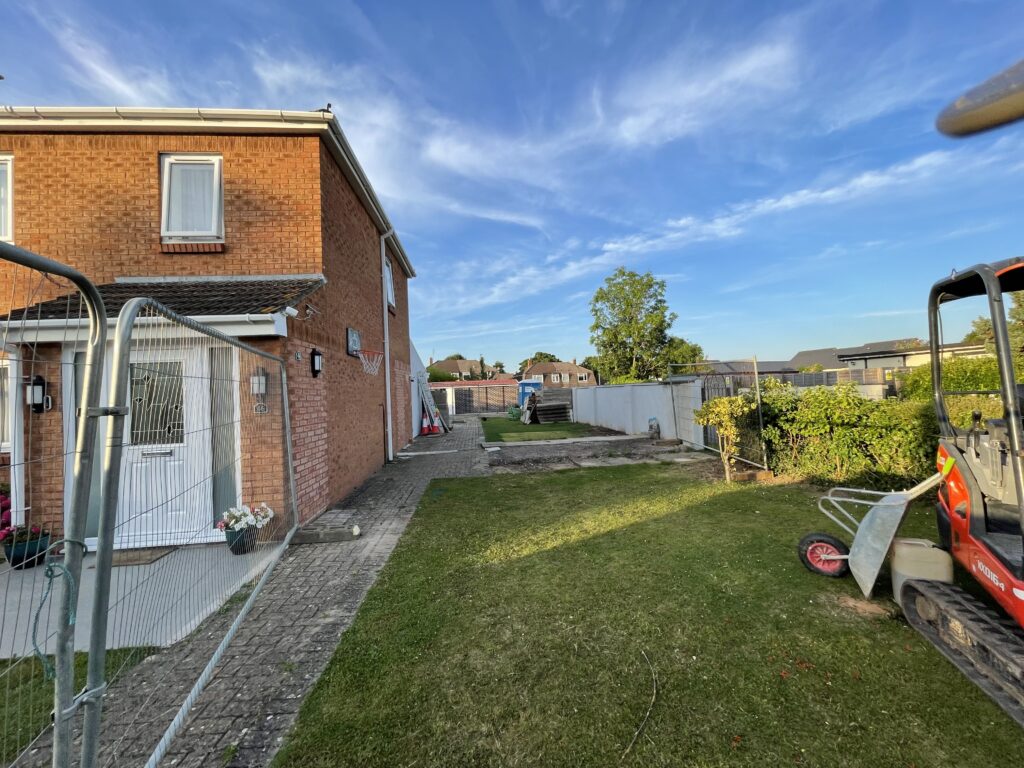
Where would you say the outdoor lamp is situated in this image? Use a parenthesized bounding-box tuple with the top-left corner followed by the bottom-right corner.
(250, 367, 268, 396)
(26, 375, 48, 414)
(311, 348, 323, 378)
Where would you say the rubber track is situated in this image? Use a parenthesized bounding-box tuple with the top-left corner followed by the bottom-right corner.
(902, 579, 1024, 727)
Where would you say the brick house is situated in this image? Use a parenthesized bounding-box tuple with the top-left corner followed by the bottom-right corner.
(0, 106, 415, 547)
(522, 360, 595, 388)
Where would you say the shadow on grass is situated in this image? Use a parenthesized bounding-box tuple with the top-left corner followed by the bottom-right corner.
(275, 464, 1024, 768)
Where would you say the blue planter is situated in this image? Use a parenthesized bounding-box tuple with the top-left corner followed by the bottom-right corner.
(225, 528, 257, 555)
(4, 534, 50, 569)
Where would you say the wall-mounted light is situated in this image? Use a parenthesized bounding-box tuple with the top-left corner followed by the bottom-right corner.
(250, 367, 268, 396)
(250, 366, 269, 414)
(311, 348, 324, 378)
(26, 374, 50, 414)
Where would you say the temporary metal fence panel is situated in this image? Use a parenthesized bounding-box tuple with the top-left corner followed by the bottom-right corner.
(76, 299, 298, 768)
(0, 243, 106, 767)
(669, 360, 769, 470)
(451, 384, 517, 414)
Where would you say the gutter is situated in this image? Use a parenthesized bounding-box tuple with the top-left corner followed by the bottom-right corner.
(0, 312, 288, 342)
(0, 106, 416, 279)
(381, 230, 394, 461)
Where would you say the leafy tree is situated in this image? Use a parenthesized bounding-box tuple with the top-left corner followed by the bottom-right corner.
(961, 291, 1024, 351)
(444, 353, 466, 360)
(518, 351, 560, 373)
(895, 338, 926, 351)
(661, 336, 704, 370)
(493, 360, 506, 374)
(694, 395, 756, 482)
(427, 365, 457, 383)
(799, 363, 824, 372)
(580, 355, 606, 383)
(590, 268, 677, 381)
(478, 355, 487, 380)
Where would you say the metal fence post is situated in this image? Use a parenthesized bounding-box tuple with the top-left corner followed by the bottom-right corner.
(0, 242, 107, 768)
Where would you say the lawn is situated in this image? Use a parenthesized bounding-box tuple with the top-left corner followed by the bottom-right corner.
(275, 464, 1024, 767)
(1, 647, 149, 763)
(481, 417, 611, 442)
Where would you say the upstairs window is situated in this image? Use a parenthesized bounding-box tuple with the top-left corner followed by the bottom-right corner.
(578, 373, 588, 382)
(384, 257, 396, 307)
(161, 154, 223, 240)
(550, 373, 561, 383)
(0, 156, 11, 242)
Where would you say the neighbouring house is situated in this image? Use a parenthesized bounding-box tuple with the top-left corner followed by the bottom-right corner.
(429, 357, 498, 380)
(836, 339, 987, 369)
(521, 360, 595, 388)
(0, 106, 415, 547)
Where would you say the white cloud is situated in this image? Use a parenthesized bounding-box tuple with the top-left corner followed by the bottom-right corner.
(34, 12, 174, 105)
(611, 38, 800, 146)
(857, 309, 920, 318)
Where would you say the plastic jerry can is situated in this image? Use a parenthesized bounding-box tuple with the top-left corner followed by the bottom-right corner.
(890, 538, 954, 607)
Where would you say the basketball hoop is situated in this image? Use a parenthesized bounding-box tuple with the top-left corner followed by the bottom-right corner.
(357, 349, 384, 376)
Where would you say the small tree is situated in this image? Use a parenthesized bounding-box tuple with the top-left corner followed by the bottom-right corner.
(590, 268, 677, 381)
(694, 396, 755, 482)
(478, 355, 488, 380)
(493, 360, 506, 374)
(428, 365, 457, 383)
(518, 351, 559, 373)
(445, 353, 466, 361)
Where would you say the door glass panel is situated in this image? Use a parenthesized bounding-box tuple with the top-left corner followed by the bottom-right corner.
(130, 361, 184, 445)
(209, 348, 238, 520)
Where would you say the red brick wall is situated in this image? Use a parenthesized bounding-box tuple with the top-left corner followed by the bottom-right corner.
(388, 255, 413, 450)
(0, 133, 323, 311)
(20, 345, 65, 536)
(0, 130, 413, 531)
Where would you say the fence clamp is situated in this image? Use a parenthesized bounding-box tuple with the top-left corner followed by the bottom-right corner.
(85, 405, 130, 418)
(58, 683, 109, 720)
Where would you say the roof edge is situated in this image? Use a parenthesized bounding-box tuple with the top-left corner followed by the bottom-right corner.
(0, 106, 415, 278)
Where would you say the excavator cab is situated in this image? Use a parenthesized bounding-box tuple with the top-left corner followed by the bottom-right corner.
(929, 260, 1024, 590)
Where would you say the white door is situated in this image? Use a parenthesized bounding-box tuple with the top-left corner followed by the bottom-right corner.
(116, 349, 215, 548)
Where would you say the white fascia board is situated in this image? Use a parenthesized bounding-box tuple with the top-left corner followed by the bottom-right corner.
(0, 106, 416, 278)
(1, 313, 287, 344)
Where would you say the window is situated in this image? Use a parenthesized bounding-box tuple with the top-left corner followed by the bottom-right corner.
(384, 258, 396, 307)
(550, 373, 561, 383)
(160, 154, 223, 240)
(578, 373, 588, 382)
(0, 156, 11, 242)
(530, 374, 543, 382)
(0, 363, 9, 451)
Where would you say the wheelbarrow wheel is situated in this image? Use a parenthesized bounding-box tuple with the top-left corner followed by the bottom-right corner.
(798, 533, 850, 577)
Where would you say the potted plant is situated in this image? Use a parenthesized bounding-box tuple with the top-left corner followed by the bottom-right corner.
(217, 503, 274, 555)
(1, 500, 51, 569)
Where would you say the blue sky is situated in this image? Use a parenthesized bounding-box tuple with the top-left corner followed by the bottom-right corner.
(3, 1, 1024, 366)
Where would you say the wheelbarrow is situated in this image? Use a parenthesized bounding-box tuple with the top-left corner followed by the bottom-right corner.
(798, 472, 943, 597)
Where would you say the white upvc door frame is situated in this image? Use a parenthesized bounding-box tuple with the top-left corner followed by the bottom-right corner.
(4, 345, 25, 525)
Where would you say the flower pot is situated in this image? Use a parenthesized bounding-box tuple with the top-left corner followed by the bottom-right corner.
(4, 534, 50, 569)
(225, 527, 257, 555)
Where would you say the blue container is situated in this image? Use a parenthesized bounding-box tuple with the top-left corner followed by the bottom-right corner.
(518, 380, 543, 406)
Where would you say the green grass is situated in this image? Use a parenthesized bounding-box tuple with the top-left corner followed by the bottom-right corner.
(481, 418, 607, 442)
(1, 647, 151, 763)
(275, 464, 1024, 767)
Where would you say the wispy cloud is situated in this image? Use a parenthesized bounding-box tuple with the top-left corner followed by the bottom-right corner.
(33, 12, 174, 105)
(857, 308, 920, 318)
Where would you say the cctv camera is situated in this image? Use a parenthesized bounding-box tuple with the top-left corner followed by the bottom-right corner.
(284, 306, 300, 318)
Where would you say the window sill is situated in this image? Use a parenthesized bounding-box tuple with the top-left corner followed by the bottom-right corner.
(161, 242, 225, 254)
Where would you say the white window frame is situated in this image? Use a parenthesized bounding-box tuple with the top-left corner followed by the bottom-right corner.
(0, 360, 10, 452)
(0, 155, 12, 243)
(530, 374, 543, 382)
(160, 154, 224, 240)
(384, 257, 396, 308)
(550, 373, 561, 383)
(578, 373, 588, 382)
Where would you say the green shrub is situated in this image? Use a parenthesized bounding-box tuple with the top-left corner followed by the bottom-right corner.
(702, 380, 939, 488)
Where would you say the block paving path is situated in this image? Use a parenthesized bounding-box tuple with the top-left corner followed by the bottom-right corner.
(20, 417, 488, 768)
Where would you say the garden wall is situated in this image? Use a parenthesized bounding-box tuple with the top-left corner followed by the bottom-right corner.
(571, 381, 704, 447)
